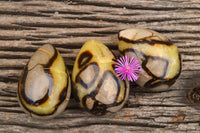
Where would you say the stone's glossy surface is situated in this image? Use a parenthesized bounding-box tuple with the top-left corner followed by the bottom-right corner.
(118, 28, 181, 91)
(17, 44, 71, 119)
(72, 40, 129, 115)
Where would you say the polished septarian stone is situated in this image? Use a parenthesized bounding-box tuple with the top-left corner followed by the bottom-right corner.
(18, 44, 71, 119)
(72, 40, 129, 115)
(118, 28, 181, 91)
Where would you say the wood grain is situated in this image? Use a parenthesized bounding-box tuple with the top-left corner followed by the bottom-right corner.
(0, 0, 199, 132)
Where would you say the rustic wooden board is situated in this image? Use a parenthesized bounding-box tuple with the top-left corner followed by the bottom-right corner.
(0, 0, 200, 132)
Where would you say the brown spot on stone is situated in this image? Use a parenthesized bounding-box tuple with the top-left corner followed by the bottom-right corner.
(119, 28, 172, 45)
(146, 56, 168, 78)
(80, 65, 95, 85)
(76, 63, 99, 89)
(136, 69, 152, 87)
(95, 71, 118, 104)
(124, 49, 145, 65)
(28, 44, 55, 70)
(86, 97, 94, 110)
(25, 65, 49, 102)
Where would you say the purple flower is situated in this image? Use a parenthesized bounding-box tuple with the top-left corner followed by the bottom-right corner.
(114, 55, 141, 81)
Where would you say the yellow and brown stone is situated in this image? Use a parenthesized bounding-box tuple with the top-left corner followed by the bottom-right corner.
(18, 44, 71, 119)
(118, 28, 181, 91)
(72, 40, 129, 115)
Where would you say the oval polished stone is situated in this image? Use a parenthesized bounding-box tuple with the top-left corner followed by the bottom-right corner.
(118, 28, 181, 91)
(17, 44, 71, 119)
(72, 40, 129, 115)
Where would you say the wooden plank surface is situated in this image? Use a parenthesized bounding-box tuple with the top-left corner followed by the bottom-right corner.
(0, 0, 200, 132)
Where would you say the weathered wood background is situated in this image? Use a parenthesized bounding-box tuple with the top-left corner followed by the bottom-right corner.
(0, 0, 199, 132)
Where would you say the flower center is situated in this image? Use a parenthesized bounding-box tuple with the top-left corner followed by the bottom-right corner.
(124, 66, 131, 74)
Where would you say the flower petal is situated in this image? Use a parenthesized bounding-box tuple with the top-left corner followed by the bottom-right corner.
(114, 55, 141, 81)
